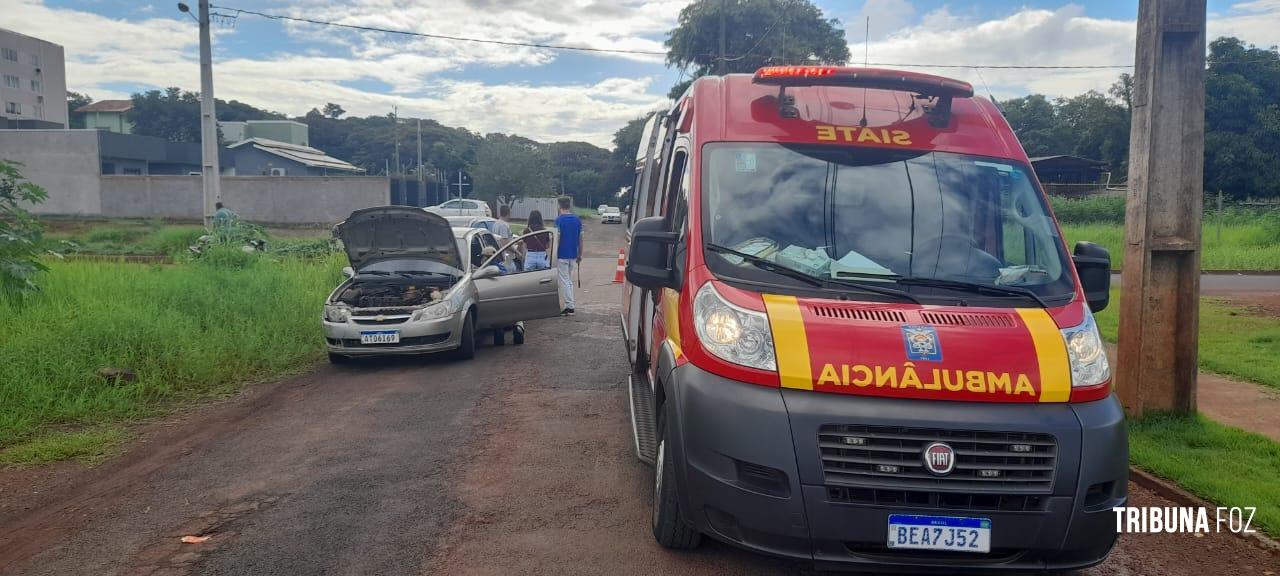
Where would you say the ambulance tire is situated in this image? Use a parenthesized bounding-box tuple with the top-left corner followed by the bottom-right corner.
(652, 407, 702, 549)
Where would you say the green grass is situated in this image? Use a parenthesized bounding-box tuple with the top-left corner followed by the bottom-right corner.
(1051, 196, 1280, 270)
(1094, 291, 1280, 390)
(0, 253, 344, 459)
(1062, 222, 1280, 270)
(1129, 414, 1280, 536)
(0, 426, 125, 466)
(44, 221, 206, 256)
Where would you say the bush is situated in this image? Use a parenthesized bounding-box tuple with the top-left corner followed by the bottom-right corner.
(193, 244, 260, 269)
(0, 160, 50, 294)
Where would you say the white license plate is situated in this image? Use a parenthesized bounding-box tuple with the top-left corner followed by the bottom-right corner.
(887, 514, 991, 553)
(360, 330, 400, 344)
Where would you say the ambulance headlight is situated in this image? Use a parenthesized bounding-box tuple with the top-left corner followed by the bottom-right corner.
(1060, 309, 1110, 389)
(694, 282, 776, 371)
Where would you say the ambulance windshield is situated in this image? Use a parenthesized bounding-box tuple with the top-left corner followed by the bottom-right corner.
(701, 144, 1075, 305)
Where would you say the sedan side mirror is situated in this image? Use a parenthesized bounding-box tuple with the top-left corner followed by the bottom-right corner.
(625, 216, 678, 290)
(473, 265, 502, 280)
(342, 266, 355, 279)
(1072, 241, 1111, 313)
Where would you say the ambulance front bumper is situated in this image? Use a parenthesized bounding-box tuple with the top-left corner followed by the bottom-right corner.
(668, 362, 1128, 571)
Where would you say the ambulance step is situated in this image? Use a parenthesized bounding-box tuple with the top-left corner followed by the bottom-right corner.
(629, 373, 657, 465)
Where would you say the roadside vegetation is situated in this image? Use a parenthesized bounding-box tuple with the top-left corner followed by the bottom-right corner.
(1129, 414, 1280, 536)
(1051, 195, 1280, 270)
(1095, 291, 1280, 535)
(1093, 291, 1280, 390)
(0, 222, 343, 464)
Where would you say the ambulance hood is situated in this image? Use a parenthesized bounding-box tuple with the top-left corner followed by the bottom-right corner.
(336, 207, 462, 271)
(765, 297, 1072, 403)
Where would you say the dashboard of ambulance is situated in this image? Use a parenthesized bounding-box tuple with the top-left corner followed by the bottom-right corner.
(700, 143, 1077, 308)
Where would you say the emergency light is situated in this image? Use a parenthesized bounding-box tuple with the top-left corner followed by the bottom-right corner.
(752, 66, 975, 127)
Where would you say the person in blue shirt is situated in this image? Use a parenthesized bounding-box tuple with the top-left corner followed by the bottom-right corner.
(554, 196, 583, 315)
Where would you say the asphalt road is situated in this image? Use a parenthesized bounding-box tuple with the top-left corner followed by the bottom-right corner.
(0, 222, 1276, 575)
(1112, 271, 1280, 296)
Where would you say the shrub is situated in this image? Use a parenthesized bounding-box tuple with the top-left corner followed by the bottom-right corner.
(0, 160, 51, 294)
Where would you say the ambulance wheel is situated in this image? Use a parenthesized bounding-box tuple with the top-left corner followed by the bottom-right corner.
(492, 327, 505, 346)
(513, 324, 525, 345)
(652, 407, 701, 549)
(455, 312, 476, 360)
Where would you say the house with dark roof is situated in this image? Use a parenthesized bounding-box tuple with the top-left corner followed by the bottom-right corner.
(75, 99, 134, 134)
(1028, 155, 1108, 185)
(224, 137, 364, 176)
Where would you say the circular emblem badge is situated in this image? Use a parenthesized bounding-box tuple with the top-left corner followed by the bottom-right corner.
(923, 442, 955, 475)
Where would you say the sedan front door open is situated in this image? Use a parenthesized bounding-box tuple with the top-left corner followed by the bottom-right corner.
(474, 230, 562, 327)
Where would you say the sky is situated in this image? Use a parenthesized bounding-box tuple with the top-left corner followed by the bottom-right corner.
(4, 0, 1279, 148)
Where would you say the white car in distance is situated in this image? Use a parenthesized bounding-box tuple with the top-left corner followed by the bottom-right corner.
(425, 198, 491, 218)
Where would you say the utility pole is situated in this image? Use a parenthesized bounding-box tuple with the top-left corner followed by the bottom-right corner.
(416, 118, 423, 207)
(392, 105, 400, 204)
(717, 0, 727, 75)
(191, 1, 221, 230)
(1116, 0, 1207, 417)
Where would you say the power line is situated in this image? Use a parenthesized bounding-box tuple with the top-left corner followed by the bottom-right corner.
(210, 5, 668, 56)
(210, 5, 1277, 71)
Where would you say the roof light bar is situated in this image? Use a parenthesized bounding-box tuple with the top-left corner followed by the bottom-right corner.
(752, 66, 975, 127)
(752, 66, 974, 99)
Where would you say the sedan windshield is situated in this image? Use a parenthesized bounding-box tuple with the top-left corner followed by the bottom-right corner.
(702, 144, 1075, 305)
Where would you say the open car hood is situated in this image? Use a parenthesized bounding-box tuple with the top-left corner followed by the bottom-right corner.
(336, 207, 462, 270)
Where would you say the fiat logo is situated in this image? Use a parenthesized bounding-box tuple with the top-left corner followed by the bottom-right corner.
(923, 442, 955, 475)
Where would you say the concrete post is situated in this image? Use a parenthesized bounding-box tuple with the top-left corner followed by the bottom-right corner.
(1116, 0, 1207, 417)
(197, 0, 222, 230)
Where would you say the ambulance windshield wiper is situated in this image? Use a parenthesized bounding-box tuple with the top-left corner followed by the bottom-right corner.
(705, 243, 919, 304)
(894, 277, 1048, 308)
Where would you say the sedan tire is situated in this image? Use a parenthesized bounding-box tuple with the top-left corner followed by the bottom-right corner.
(455, 312, 476, 360)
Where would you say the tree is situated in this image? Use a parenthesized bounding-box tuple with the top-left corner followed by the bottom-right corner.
(1204, 37, 1280, 199)
(999, 94, 1061, 158)
(66, 91, 92, 129)
(472, 133, 553, 205)
(322, 103, 346, 119)
(129, 88, 202, 142)
(665, 0, 850, 98)
(0, 160, 50, 295)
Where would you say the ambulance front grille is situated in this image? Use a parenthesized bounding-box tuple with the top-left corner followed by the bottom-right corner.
(818, 425, 1056, 495)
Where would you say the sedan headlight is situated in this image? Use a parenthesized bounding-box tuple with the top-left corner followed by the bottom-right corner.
(693, 282, 776, 371)
(324, 305, 350, 323)
(412, 301, 452, 321)
(1061, 309, 1110, 388)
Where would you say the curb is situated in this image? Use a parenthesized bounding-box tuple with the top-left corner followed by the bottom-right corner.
(1111, 270, 1280, 276)
(1129, 466, 1280, 554)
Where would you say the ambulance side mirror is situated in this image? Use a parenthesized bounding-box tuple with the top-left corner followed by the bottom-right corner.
(626, 216, 678, 290)
(1072, 241, 1111, 313)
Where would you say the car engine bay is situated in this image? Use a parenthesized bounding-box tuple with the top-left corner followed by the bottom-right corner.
(334, 276, 454, 309)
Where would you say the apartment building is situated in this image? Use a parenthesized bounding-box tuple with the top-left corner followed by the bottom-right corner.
(0, 27, 67, 129)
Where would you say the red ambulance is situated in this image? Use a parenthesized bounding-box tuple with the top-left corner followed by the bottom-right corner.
(620, 66, 1124, 571)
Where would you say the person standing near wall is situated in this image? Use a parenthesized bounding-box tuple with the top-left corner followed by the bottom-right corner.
(554, 196, 583, 315)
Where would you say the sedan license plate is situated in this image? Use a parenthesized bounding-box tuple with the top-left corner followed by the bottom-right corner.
(360, 330, 400, 344)
(887, 514, 991, 553)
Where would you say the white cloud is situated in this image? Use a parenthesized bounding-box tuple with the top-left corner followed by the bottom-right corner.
(849, 0, 917, 41)
(2, 0, 685, 146)
(855, 1, 1280, 100)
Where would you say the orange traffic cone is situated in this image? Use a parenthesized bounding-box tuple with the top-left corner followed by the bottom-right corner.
(613, 248, 626, 283)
